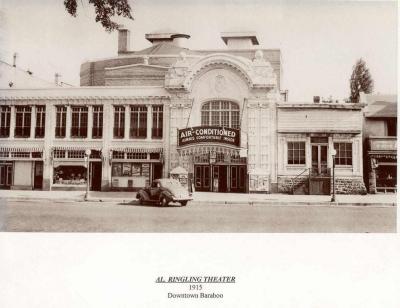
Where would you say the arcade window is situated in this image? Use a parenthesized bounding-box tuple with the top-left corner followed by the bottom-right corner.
(35, 106, 46, 138)
(152, 105, 163, 138)
(0, 106, 11, 137)
(113, 151, 125, 159)
(15, 106, 31, 138)
(68, 150, 85, 158)
(55, 106, 67, 138)
(113, 106, 125, 138)
(287, 142, 305, 165)
(92, 106, 103, 138)
(130, 105, 147, 138)
(334, 143, 352, 166)
(201, 100, 240, 129)
(127, 152, 147, 160)
(11, 152, 30, 158)
(71, 106, 88, 138)
(53, 150, 66, 158)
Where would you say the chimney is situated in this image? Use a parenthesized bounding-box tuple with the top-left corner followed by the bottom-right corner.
(221, 32, 259, 49)
(313, 96, 320, 103)
(13, 52, 17, 67)
(118, 26, 130, 53)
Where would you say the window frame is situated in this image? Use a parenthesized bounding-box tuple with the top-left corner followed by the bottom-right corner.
(0, 106, 11, 138)
(113, 106, 125, 139)
(334, 142, 353, 166)
(130, 105, 147, 138)
(35, 106, 46, 138)
(287, 141, 306, 165)
(92, 105, 103, 139)
(55, 106, 67, 138)
(201, 100, 240, 129)
(15, 106, 31, 138)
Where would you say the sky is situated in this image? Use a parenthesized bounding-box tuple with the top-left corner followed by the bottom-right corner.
(0, 0, 397, 101)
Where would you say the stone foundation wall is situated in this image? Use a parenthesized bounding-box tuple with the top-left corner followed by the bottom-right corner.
(277, 176, 308, 194)
(333, 177, 367, 195)
(278, 176, 367, 195)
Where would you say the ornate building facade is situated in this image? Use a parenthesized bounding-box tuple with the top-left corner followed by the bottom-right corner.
(0, 29, 366, 194)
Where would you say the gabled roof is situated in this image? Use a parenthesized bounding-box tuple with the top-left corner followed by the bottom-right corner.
(364, 95, 397, 118)
(0, 60, 58, 89)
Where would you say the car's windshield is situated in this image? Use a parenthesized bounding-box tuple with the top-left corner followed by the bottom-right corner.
(159, 179, 182, 190)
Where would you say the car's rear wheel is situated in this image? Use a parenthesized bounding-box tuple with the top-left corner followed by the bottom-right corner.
(180, 201, 188, 206)
(160, 196, 169, 207)
(139, 196, 144, 205)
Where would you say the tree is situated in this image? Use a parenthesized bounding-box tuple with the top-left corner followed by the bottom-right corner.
(64, 0, 133, 32)
(349, 58, 374, 103)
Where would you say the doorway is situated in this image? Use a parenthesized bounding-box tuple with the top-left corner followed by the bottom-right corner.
(230, 165, 247, 193)
(194, 165, 210, 191)
(34, 161, 43, 189)
(0, 163, 12, 188)
(152, 163, 163, 181)
(212, 165, 227, 192)
(310, 144, 330, 195)
(311, 144, 328, 176)
(90, 162, 102, 191)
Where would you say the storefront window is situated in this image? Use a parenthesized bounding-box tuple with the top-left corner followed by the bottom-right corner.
(334, 143, 352, 166)
(287, 142, 305, 165)
(53, 166, 87, 185)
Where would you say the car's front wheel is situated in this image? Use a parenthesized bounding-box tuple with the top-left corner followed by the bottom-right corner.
(160, 196, 169, 207)
(138, 196, 144, 205)
(180, 201, 188, 206)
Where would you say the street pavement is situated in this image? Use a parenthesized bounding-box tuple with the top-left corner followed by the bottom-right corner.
(0, 199, 396, 232)
(0, 189, 397, 206)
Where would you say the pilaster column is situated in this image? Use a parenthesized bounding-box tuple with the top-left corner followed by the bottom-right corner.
(66, 105, 71, 139)
(30, 105, 36, 139)
(9, 105, 15, 139)
(42, 104, 54, 190)
(124, 104, 130, 139)
(146, 104, 152, 140)
(87, 105, 93, 139)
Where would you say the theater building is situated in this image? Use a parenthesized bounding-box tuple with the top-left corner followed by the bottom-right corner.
(0, 29, 366, 194)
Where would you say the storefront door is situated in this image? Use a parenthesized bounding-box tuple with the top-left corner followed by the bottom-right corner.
(194, 165, 210, 191)
(0, 164, 12, 188)
(90, 162, 102, 191)
(310, 144, 330, 195)
(212, 165, 227, 192)
(34, 161, 43, 189)
(230, 165, 246, 193)
(311, 145, 328, 176)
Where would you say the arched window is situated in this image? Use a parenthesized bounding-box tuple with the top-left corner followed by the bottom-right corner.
(201, 100, 240, 129)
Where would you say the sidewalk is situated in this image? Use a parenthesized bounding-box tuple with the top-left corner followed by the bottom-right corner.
(0, 189, 397, 206)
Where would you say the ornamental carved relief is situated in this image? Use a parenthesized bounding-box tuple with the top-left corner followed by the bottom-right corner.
(165, 52, 277, 91)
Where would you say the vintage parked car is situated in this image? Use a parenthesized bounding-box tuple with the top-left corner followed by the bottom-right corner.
(136, 178, 193, 206)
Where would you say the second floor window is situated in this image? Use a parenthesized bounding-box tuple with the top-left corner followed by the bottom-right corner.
(92, 106, 103, 138)
(114, 106, 125, 138)
(0, 106, 11, 138)
(130, 105, 147, 138)
(35, 106, 46, 138)
(152, 105, 163, 138)
(71, 106, 88, 138)
(55, 106, 67, 138)
(15, 106, 31, 138)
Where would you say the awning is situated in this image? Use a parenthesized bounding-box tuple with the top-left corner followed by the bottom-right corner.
(0, 147, 43, 152)
(52, 146, 102, 151)
(53, 161, 87, 167)
(177, 144, 240, 156)
(111, 147, 163, 153)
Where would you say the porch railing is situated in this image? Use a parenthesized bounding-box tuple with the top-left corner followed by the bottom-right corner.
(291, 168, 310, 194)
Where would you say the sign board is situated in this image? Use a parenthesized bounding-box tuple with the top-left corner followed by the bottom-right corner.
(178, 126, 240, 147)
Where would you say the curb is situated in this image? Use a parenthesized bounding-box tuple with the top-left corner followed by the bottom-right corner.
(86, 198, 395, 207)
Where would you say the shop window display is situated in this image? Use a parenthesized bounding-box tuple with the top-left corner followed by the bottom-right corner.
(53, 166, 87, 185)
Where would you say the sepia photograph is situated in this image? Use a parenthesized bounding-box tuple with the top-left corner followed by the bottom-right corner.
(0, 0, 398, 306)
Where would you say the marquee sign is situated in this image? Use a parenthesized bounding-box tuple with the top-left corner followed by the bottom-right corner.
(178, 126, 240, 147)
